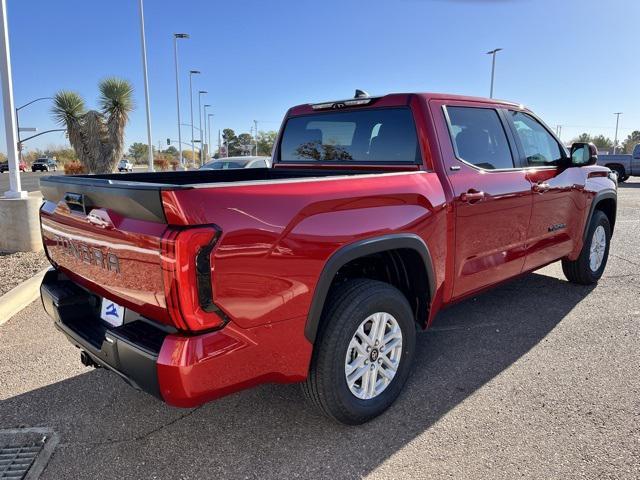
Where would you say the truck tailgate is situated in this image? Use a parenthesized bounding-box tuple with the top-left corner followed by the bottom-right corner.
(40, 176, 171, 324)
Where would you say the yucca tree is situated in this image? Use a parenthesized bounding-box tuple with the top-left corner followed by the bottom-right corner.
(52, 78, 134, 174)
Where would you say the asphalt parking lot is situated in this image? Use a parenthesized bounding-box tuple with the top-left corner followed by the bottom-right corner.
(0, 180, 638, 479)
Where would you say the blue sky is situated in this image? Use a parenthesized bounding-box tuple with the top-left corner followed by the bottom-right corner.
(2, 0, 638, 153)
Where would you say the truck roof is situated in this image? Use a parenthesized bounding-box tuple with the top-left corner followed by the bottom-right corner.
(288, 92, 523, 116)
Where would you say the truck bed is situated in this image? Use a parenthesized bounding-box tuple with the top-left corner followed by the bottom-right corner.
(40, 168, 382, 224)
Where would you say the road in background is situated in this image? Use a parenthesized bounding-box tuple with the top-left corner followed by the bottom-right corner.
(1, 180, 639, 479)
(0, 170, 62, 192)
(0, 166, 151, 193)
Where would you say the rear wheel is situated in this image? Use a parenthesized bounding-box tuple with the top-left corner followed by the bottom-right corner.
(610, 165, 626, 183)
(302, 279, 416, 424)
(562, 210, 611, 284)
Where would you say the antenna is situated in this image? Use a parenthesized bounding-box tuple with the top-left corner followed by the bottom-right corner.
(354, 89, 369, 99)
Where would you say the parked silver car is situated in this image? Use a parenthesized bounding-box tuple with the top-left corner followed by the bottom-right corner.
(200, 156, 271, 170)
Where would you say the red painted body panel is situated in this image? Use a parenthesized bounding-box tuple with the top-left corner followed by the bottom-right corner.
(40, 200, 172, 325)
(39, 91, 616, 406)
(157, 315, 312, 407)
(163, 171, 447, 329)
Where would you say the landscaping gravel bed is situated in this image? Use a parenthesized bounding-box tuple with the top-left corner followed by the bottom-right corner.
(0, 251, 49, 297)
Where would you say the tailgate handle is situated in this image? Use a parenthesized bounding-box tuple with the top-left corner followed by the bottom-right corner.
(63, 192, 86, 214)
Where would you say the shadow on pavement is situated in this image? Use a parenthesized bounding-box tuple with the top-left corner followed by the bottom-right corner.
(0, 272, 594, 479)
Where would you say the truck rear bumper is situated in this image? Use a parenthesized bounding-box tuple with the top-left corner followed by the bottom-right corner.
(40, 269, 312, 407)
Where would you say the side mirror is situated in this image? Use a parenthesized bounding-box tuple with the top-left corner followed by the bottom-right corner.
(570, 142, 598, 166)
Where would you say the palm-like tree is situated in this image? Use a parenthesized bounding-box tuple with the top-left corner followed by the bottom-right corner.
(52, 78, 134, 174)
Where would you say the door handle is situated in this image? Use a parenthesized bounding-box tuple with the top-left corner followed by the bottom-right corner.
(532, 182, 550, 193)
(460, 190, 485, 203)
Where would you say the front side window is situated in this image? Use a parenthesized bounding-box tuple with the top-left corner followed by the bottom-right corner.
(510, 111, 563, 166)
(446, 106, 514, 170)
(279, 108, 419, 163)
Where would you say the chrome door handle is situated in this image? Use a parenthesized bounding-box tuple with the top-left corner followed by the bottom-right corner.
(460, 190, 485, 203)
(532, 182, 550, 193)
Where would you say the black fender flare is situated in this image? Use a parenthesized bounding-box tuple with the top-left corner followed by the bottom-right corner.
(304, 233, 436, 343)
(583, 189, 617, 241)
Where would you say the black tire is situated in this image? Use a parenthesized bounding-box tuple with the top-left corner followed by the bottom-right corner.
(562, 210, 611, 285)
(302, 279, 416, 425)
(610, 166, 625, 183)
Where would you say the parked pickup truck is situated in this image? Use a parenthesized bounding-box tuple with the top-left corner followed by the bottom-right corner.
(597, 143, 640, 182)
(39, 92, 617, 424)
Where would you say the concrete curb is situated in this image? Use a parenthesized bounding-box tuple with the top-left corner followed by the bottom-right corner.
(0, 267, 49, 326)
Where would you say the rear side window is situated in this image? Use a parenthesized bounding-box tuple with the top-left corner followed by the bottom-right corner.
(279, 108, 420, 163)
(446, 106, 514, 170)
(510, 111, 563, 166)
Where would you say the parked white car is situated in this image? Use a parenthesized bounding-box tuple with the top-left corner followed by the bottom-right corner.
(118, 159, 133, 172)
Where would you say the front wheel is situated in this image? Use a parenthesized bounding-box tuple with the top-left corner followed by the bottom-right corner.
(562, 210, 611, 284)
(302, 279, 416, 424)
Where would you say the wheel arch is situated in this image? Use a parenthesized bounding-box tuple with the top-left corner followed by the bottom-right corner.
(584, 190, 617, 241)
(304, 234, 435, 343)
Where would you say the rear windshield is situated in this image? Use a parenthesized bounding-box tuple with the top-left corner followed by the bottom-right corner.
(278, 107, 420, 163)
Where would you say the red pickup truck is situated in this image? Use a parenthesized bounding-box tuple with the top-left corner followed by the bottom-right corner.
(39, 92, 617, 424)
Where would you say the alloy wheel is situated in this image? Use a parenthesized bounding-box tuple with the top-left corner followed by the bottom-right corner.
(344, 312, 403, 400)
(589, 225, 606, 272)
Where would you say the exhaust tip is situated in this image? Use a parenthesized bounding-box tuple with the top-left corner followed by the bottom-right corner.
(80, 351, 100, 368)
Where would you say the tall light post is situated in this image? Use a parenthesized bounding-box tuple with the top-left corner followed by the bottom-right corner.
(203, 104, 211, 159)
(198, 90, 207, 166)
(0, 0, 25, 198)
(486, 48, 502, 99)
(253, 119, 258, 155)
(207, 113, 214, 158)
(173, 33, 189, 168)
(613, 112, 623, 154)
(15, 96, 52, 163)
(138, 0, 154, 172)
(188, 70, 200, 166)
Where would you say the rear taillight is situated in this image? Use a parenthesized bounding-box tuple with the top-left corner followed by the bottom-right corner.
(161, 225, 226, 332)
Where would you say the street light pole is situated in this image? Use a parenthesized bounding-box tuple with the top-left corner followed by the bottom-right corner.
(138, 0, 154, 172)
(0, 0, 25, 198)
(198, 90, 207, 166)
(173, 33, 189, 168)
(486, 48, 502, 99)
(613, 112, 623, 154)
(15, 96, 53, 164)
(253, 120, 258, 156)
(188, 70, 200, 167)
(203, 104, 211, 160)
(207, 113, 214, 159)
